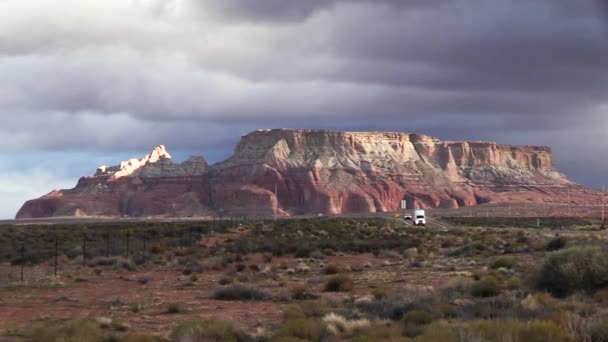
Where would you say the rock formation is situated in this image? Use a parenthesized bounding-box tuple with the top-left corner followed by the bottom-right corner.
(16, 129, 600, 218)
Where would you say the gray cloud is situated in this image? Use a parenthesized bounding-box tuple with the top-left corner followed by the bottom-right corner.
(0, 0, 607, 217)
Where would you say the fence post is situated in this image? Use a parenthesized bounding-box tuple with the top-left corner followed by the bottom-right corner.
(82, 234, 87, 266)
(126, 231, 131, 257)
(20, 245, 25, 282)
(106, 232, 110, 257)
(143, 231, 147, 255)
(54, 235, 58, 277)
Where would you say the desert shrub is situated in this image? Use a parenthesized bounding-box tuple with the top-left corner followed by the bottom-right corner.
(471, 276, 501, 298)
(402, 310, 433, 337)
(219, 275, 234, 286)
(594, 288, 608, 302)
(109, 320, 130, 332)
(262, 252, 273, 263)
(372, 287, 392, 300)
(324, 274, 354, 292)
(507, 276, 524, 290)
(348, 324, 405, 342)
(295, 247, 312, 258)
(167, 303, 183, 314)
(587, 316, 608, 342)
(403, 310, 433, 326)
(290, 284, 315, 300)
(491, 257, 516, 269)
(125, 333, 163, 342)
(236, 274, 250, 283)
(536, 246, 608, 297)
(324, 264, 340, 275)
(310, 250, 325, 259)
(357, 287, 438, 320)
(124, 333, 164, 342)
(416, 320, 571, 342)
(274, 318, 325, 341)
(149, 245, 165, 254)
(26, 320, 103, 342)
(546, 237, 568, 251)
(284, 305, 307, 320)
(170, 319, 251, 342)
(439, 304, 457, 319)
(212, 284, 271, 301)
(298, 301, 333, 318)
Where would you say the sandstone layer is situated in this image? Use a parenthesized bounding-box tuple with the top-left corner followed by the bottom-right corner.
(16, 129, 600, 218)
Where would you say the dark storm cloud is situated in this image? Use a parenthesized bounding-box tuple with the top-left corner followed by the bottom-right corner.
(0, 0, 607, 216)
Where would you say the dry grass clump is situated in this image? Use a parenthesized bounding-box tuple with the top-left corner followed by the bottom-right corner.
(212, 284, 271, 301)
(323, 313, 371, 336)
(170, 319, 250, 342)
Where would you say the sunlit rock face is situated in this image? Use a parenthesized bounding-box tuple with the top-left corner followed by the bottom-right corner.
(16, 129, 598, 218)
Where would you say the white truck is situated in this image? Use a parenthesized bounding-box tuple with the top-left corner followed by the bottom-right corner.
(414, 209, 426, 226)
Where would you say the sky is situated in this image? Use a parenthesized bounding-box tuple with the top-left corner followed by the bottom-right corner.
(1, 0, 608, 218)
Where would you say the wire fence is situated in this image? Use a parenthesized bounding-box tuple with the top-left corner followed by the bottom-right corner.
(0, 216, 273, 286)
(1, 205, 605, 286)
(428, 202, 607, 219)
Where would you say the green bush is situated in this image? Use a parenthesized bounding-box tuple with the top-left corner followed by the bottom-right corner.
(212, 284, 271, 301)
(491, 257, 516, 269)
(403, 310, 433, 326)
(170, 319, 251, 342)
(403, 310, 433, 337)
(536, 246, 608, 297)
(273, 318, 325, 341)
(219, 275, 234, 285)
(324, 274, 354, 292)
(545, 237, 568, 251)
(324, 264, 340, 275)
(290, 284, 314, 300)
(416, 320, 571, 342)
(471, 277, 500, 298)
(295, 247, 312, 258)
(26, 320, 103, 342)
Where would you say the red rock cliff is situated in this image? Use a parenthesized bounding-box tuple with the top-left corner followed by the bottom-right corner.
(16, 129, 594, 218)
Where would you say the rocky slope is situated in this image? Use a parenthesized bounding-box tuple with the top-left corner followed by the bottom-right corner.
(16, 129, 599, 218)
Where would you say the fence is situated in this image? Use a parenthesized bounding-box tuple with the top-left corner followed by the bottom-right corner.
(0, 217, 271, 286)
(428, 202, 607, 219)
